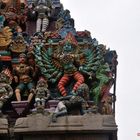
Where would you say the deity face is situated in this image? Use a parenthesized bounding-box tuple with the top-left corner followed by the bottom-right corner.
(15, 36, 24, 43)
(63, 42, 73, 52)
(37, 79, 48, 88)
(19, 54, 26, 64)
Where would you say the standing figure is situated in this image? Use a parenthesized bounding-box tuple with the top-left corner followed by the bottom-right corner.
(35, 33, 85, 97)
(34, 0, 51, 32)
(13, 53, 35, 103)
(54, 41, 84, 96)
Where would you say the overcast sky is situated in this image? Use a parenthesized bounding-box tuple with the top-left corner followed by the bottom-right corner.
(61, 0, 140, 139)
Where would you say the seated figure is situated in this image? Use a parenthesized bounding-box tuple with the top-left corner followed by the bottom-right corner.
(35, 78, 50, 112)
(13, 53, 35, 103)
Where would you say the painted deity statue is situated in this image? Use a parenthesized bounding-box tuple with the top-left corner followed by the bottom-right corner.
(35, 78, 50, 109)
(34, 33, 85, 97)
(53, 41, 85, 96)
(0, 0, 117, 118)
(13, 53, 35, 103)
(34, 31, 117, 115)
(34, 0, 51, 32)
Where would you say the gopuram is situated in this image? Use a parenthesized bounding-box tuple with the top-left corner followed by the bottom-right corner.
(0, 0, 118, 140)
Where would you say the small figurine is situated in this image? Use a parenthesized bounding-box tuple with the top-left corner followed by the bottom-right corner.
(0, 71, 13, 114)
(35, 78, 50, 111)
(13, 53, 35, 103)
(101, 93, 113, 115)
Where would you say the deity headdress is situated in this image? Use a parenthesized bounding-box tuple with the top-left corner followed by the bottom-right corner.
(62, 32, 78, 47)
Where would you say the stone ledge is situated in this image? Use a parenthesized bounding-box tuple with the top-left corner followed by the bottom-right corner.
(14, 113, 117, 134)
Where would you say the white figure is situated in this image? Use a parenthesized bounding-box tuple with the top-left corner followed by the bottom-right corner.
(34, 0, 50, 32)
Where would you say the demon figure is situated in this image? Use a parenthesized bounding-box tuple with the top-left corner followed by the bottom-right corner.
(51, 83, 89, 122)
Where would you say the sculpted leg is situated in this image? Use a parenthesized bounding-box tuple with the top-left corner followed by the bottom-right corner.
(42, 18, 49, 32)
(58, 75, 69, 96)
(73, 72, 84, 93)
(36, 18, 42, 32)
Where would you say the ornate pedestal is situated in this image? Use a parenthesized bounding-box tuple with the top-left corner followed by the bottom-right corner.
(14, 113, 117, 140)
